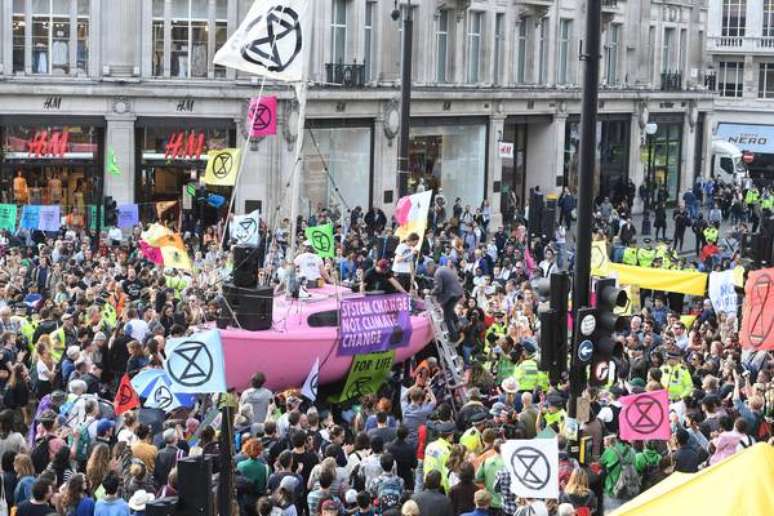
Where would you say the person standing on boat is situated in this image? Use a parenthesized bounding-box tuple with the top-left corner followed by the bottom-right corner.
(361, 258, 407, 295)
(294, 240, 333, 287)
(424, 258, 464, 341)
(393, 233, 420, 292)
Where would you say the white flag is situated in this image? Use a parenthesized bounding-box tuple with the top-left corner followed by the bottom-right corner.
(301, 357, 320, 402)
(231, 210, 261, 247)
(213, 0, 309, 82)
(144, 380, 182, 413)
(501, 438, 559, 499)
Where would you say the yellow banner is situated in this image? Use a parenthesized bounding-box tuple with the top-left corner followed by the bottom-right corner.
(609, 263, 707, 296)
(591, 240, 610, 277)
(204, 148, 240, 186)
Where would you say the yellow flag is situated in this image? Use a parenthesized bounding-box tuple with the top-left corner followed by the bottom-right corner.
(591, 240, 610, 277)
(155, 200, 177, 219)
(204, 148, 240, 186)
(160, 245, 192, 271)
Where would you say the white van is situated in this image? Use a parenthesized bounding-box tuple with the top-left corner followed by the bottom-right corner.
(711, 139, 748, 186)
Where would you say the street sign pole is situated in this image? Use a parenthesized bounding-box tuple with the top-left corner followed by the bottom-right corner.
(571, 0, 602, 418)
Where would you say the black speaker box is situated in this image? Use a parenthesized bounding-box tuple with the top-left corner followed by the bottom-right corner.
(177, 456, 214, 516)
(222, 283, 274, 331)
(145, 497, 179, 516)
(541, 207, 557, 240)
(232, 245, 259, 288)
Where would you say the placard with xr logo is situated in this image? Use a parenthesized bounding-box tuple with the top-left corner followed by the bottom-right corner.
(619, 389, 670, 441)
(741, 268, 774, 351)
(501, 439, 559, 499)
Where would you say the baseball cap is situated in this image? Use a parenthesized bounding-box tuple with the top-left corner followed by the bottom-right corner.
(279, 475, 298, 492)
(489, 401, 507, 417)
(96, 419, 115, 436)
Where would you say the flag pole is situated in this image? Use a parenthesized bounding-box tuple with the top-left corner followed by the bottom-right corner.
(288, 82, 308, 259)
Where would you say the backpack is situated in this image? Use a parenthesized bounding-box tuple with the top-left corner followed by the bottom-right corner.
(74, 423, 92, 463)
(349, 454, 366, 492)
(377, 476, 402, 513)
(640, 459, 666, 490)
(611, 446, 641, 500)
(32, 435, 55, 474)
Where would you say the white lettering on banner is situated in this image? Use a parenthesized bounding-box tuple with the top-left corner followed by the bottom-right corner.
(709, 270, 738, 315)
(499, 141, 514, 159)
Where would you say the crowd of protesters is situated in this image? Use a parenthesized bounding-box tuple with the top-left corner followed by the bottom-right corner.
(0, 181, 770, 516)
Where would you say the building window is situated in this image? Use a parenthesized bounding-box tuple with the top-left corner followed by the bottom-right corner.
(719, 61, 744, 97)
(722, 0, 746, 38)
(538, 18, 547, 84)
(467, 12, 482, 83)
(558, 19, 572, 85)
(759, 63, 774, 98)
(331, 0, 348, 65)
(662, 28, 675, 73)
(12, 0, 90, 75)
(153, 0, 227, 79)
(436, 10, 449, 83)
(764, 0, 774, 38)
(605, 24, 620, 84)
(364, 2, 374, 81)
(516, 21, 527, 83)
(494, 13, 505, 85)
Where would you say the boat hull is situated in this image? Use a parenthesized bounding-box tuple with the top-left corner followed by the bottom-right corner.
(219, 288, 434, 392)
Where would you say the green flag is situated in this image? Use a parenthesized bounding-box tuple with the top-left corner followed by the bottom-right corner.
(333, 350, 395, 403)
(0, 204, 17, 232)
(87, 205, 104, 232)
(107, 147, 121, 176)
(305, 223, 335, 258)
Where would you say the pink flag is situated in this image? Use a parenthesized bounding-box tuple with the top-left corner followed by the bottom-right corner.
(246, 96, 277, 138)
(619, 389, 671, 441)
(139, 240, 163, 265)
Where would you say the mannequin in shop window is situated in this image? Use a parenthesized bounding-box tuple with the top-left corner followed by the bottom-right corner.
(72, 178, 86, 213)
(28, 175, 43, 205)
(48, 170, 63, 205)
(13, 171, 28, 204)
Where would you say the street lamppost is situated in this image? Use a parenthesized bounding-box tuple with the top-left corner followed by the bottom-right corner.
(393, 0, 413, 198)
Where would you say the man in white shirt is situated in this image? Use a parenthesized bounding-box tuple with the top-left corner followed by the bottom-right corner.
(293, 241, 331, 286)
(124, 307, 149, 343)
(392, 232, 420, 292)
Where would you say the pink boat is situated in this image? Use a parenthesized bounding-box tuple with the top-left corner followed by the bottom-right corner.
(219, 286, 434, 392)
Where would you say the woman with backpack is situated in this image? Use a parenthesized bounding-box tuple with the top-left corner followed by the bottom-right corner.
(559, 468, 598, 515)
(599, 435, 639, 512)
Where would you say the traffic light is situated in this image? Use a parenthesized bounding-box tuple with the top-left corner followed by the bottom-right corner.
(104, 196, 118, 227)
(539, 272, 571, 383)
(589, 278, 628, 386)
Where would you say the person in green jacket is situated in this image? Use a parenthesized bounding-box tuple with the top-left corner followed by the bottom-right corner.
(600, 435, 638, 512)
(635, 441, 664, 489)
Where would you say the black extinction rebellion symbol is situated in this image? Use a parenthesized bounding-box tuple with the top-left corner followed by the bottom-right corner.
(345, 377, 371, 400)
(510, 446, 551, 491)
(168, 341, 214, 387)
(624, 394, 664, 434)
(311, 230, 332, 253)
(212, 152, 233, 179)
(240, 6, 302, 72)
(250, 104, 273, 131)
(154, 385, 174, 410)
(236, 218, 258, 242)
(118, 384, 134, 406)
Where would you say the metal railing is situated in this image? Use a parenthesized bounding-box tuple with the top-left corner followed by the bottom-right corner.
(660, 71, 683, 91)
(324, 61, 366, 88)
(704, 70, 717, 91)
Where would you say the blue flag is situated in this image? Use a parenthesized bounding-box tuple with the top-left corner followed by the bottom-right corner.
(164, 329, 227, 394)
(20, 205, 40, 230)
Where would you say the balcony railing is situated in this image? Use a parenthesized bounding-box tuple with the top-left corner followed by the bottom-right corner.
(707, 36, 774, 52)
(602, 0, 619, 8)
(660, 71, 683, 91)
(705, 70, 717, 91)
(324, 62, 366, 88)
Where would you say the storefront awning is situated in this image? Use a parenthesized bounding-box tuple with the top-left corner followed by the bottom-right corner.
(716, 123, 774, 154)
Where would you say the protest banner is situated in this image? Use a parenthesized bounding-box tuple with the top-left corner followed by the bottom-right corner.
(0, 204, 17, 232)
(709, 269, 738, 315)
(117, 204, 139, 229)
(335, 350, 395, 403)
(619, 389, 670, 441)
(501, 438, 559, 499)
(164, 329, 227, 393)
(740, 268, 774, 351)
(337, 293, 412, 356)
(608, 263, 707, 296)
(246, 96, 278, 138)
(204, 148, 241, 186)
(305, 223, 335, 258)
(38, 205, 60, 232)
(20, 205, 39, 230)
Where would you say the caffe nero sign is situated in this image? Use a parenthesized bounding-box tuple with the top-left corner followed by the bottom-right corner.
(716, 123, 774, 154)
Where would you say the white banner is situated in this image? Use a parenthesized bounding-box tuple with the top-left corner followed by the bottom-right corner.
(213, 0, 309, 82)
(231, 210, 261, 247)
(501, 438, 559, 499)
(709, 269, 738, 315)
